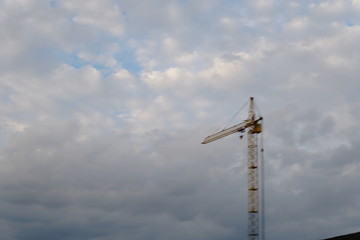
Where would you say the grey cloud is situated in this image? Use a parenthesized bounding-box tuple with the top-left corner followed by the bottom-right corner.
(1, 107, 359, 240)
(0, 120, 251, 239)
(0, 1, 360, 240)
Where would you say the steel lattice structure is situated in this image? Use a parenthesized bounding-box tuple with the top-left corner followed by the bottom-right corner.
(247, 98, 259, 240)
(202, 97, 263, 240)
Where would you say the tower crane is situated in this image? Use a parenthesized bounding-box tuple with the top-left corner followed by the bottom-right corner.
(202, 97, 264, 240)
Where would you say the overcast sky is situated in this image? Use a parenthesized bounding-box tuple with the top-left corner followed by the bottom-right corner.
(1, 0, 360, 239)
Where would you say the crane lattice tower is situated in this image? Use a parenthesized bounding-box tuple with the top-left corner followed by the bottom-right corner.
(202, 97, 263, 240)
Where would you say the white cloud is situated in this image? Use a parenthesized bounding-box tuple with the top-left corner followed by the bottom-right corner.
(122, 95, 187, 134)
(199, 56, 250, 91)
(284, 17, 309, 32)
(310, 1, 347, 17)
(141, 67, 197, 95)
(77, 43, 120, 68)
(162, 36, 180, 57)
(60, 0, 125, 37)
(250, 0, 274, 11)
(0, 0, 360, 239)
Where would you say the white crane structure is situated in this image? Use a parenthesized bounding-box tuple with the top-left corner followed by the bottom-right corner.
(202, 97, 264, 240)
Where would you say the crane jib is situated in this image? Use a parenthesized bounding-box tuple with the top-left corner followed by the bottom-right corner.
(201, 117, 262, 144)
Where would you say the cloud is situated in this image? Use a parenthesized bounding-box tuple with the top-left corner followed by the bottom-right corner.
(0, 119, 249, 239)
(59, 0, 125, 37)
(0, 0, 360, 240)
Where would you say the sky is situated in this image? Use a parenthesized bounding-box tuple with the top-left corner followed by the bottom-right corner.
(0, 0, 360, 239)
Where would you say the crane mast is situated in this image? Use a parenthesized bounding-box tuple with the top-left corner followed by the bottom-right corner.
(202, 97, 263, 240)
(247, 97, 260, 240)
